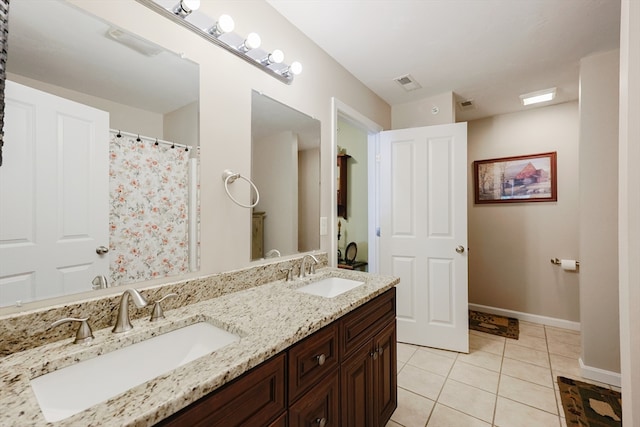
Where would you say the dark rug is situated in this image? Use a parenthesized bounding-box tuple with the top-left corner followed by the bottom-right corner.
(557, 376, 622, 426)
(468, 310, 519, 339)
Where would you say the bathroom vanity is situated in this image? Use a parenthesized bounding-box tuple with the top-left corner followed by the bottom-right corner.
(158, 287, 396, 427)
(0, 261, 398, 427)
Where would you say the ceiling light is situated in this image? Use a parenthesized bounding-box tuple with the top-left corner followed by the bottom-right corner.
(173, 0, 200, 17)
(238, 32, 261, 52)
(520, 88, 556, 106)
(207, 14, 234, 37)
(106, 27, 163, 56)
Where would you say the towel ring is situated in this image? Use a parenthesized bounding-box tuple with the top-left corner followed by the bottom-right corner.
(222, 169, 260, 208)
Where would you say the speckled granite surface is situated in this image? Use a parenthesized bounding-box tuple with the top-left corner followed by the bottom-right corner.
(0, 265, 398, 426)
(0, 254, 327, 356)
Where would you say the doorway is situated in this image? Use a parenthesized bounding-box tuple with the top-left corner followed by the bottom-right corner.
(331, 98, 383, 273)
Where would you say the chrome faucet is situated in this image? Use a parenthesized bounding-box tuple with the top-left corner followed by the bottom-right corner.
(112, 288, 149, 333)
(299, 254, 319, 278)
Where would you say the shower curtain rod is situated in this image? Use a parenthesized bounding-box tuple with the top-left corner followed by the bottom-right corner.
(110, 129, 194, 151)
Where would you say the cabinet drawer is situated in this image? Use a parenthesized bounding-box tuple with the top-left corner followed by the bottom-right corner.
(288, 323, 339, 404)
(341, 288, 396, 360)
(157, 354, 286, 427)
(289, 373, 340, 427)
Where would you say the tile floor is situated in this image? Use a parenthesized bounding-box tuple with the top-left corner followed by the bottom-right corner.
(387, 321, 621, 427)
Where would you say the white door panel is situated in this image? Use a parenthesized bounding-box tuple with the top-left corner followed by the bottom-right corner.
(379, 123, 468, 353)
(0, 81, 109, 307)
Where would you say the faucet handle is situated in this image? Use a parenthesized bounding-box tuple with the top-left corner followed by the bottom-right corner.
(51, 317, 94, 344)
(149, 293, 178, 322)
(280, 267, 294, 282)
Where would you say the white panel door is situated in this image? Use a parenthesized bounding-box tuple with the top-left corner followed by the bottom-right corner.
(0, 81, 109, 307)
(379, 123, 468, 352)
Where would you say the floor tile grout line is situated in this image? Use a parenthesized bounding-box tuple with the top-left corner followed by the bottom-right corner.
(491, 337, 506, 427)
(545, 325, 565, 427)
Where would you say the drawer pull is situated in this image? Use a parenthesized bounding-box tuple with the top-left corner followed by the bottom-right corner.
(370, 351, 378, 360)
(316, 353, 326, 366)
(316, 417, 327, 427)
(378, 347, 384, 356)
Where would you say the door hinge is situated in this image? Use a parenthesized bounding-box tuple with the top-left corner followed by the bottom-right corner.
(376, 227, 381, 237)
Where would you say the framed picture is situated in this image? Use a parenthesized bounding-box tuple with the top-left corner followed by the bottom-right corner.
(474, 151, 557, 204)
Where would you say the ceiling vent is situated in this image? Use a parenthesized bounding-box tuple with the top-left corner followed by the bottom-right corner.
(457, 99, 476, 111)
(394, 74, 422, 92)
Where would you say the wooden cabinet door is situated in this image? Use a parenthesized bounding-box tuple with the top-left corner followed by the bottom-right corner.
(374, 321, 397, 427)
(289, 374, 340, 427)
(340, 343, 374, 427)
(269, 412, 288, 427)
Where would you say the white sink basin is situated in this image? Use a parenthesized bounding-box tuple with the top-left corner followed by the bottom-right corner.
(30, 322, 240, 422)
(296, 277, 364, 298)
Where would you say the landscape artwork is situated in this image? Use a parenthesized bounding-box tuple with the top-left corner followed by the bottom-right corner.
(474, 152, 557, 204)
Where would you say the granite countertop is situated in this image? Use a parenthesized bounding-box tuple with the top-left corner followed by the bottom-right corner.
(0, 268, 398, 427)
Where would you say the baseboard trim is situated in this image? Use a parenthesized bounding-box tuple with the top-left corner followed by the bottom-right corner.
(579, 358, 622, 388)
(468, 303, 581, 331)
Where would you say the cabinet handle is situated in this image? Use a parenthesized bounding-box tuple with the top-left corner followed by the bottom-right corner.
(315, 417, 327, 427)
(370, 351, 378, 360)
(316, 353, 326, 366)
(378, 346, 384, 356)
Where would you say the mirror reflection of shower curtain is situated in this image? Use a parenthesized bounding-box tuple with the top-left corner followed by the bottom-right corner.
(109, 131, 194, 285)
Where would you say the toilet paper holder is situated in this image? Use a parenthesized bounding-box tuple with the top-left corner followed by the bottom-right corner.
(550, 258, 580, 267)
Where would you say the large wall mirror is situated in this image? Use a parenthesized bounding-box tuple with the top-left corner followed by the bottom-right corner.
(251, 91, 320, 260)
(0, 0, 199, 309)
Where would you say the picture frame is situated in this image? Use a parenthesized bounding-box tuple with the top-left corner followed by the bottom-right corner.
(473, 151, 557, 204)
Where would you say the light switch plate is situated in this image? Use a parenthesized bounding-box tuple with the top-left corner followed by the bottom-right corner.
(320, 217, 327, 235)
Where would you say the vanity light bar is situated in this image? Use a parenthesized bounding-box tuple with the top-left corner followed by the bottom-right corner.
(135, 0, 301, 84)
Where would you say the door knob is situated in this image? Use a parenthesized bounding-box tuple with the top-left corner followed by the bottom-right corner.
(96, 246, 109, 255)
(455, 245, 465, 254)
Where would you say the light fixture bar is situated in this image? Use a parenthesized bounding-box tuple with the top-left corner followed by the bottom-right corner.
(520, 87, 556, 106)
(135, 0, 299, 84)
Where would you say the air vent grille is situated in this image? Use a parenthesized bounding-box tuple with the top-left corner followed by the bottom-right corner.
(394, 74, 421, 92)
(457, 99, 476, 111)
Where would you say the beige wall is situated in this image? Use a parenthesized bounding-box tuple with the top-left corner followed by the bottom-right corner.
(68, 1, 390, 276)
(298, 148, 320, 252)
(578, 50, 620, 378)
(164, 101, 199, 149)
(468, 102, 580, 322)
(618, 0, 640, 422)
(391, 91, 455, 129)
(253, 131, 298, 257)
(337, 117, 368, 262)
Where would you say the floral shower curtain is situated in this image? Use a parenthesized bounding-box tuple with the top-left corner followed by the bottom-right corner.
(109, 131, 191, 285)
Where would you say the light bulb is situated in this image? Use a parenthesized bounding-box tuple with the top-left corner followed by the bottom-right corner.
(208, 14, 234, 36)
(289, 61, 303, 75)
(269, 49, 284, 64)
(174, 0, 200, 17)
(245, 33, 261, 50)
(217, 14, 234, 33)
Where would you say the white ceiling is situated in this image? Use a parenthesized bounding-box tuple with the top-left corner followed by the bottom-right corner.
(266, 0, 621, 122)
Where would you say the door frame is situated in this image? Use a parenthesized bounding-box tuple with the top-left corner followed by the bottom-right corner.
(330, 98, 383, 271)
